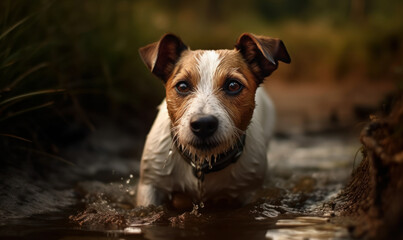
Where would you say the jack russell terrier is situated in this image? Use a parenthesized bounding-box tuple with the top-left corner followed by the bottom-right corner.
(136, 33, 290, 209)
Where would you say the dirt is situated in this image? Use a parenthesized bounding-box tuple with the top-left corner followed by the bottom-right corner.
(335, 94, 403, 239)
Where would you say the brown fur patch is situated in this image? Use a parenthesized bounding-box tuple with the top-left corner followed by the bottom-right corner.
(214, 50, 258, 131)
(165, 50, 201, 126)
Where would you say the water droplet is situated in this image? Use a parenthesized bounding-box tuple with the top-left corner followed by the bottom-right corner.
(164, 149, 174, 169)
(190, 203, 202, 217)
(130, 174, 133, 179)
(126, 179, 130, 184)
(197, 171, 202, 178)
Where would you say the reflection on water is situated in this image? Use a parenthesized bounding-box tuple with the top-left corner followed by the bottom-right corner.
(0, 126, 360, 240)
(265, 217, 349, 240)
(266, 220, 349, 240)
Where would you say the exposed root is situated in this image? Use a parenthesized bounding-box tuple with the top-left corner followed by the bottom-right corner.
(335, 94, 403, 239)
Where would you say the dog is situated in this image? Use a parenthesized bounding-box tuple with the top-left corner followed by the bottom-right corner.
(136, 33, 290, 209)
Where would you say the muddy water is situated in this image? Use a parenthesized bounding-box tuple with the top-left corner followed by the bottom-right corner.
(0, 124, 360, 240)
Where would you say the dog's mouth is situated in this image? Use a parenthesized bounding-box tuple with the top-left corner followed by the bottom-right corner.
(189, 139, 221, 151)
(183, 136, 241, 158)
(172, 133, 232, 157)
(171, 126, 243, 158)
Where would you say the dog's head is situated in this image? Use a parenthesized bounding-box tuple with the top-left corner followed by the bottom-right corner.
(139, 33, 290, 159)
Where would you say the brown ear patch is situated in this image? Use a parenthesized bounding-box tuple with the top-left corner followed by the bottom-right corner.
(235, 33, 290, 82)
(139, 41, 159, 70)
(139, 34, 188, 82)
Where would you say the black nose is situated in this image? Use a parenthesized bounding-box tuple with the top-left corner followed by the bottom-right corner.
(190, 114, 218, 139)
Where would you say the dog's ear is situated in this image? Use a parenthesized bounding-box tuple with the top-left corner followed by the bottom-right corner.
(235, 33, 290, 82)
(139, 34, 188, 82)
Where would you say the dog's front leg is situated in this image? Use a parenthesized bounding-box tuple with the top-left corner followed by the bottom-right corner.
(136, 182, 167, 207)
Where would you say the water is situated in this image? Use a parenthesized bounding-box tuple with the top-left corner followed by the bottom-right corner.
(0, 123, 360, 240)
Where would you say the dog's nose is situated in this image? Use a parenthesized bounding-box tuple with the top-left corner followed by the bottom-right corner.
(190, 114, 218, 138)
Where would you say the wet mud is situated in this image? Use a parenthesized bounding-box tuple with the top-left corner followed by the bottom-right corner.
(0, 124, 360, 239)
(335, 96, 403, 239)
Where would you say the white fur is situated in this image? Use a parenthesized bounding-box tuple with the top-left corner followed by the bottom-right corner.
(136, 87, 275, 206)
(196, 51, 221, 93)
(175, 51, 236, 158)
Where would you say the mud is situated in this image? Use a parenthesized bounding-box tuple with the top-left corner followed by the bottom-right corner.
(335, 95, 403, 239)
(0, 127, 360, 239)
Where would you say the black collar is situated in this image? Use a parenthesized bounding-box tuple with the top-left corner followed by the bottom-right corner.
(175, 135, 246, 181)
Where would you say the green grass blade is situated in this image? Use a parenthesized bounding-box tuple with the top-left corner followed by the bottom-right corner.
(0, 133, 32, 142)
(0, 16, 30, 41)
(2, 62, 49, 91)
(0, 101, 54, 122)
(0, 89, 65, 106)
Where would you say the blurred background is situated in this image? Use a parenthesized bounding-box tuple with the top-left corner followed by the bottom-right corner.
(1, 0, 402, 142)
(0, 0, 402, 223)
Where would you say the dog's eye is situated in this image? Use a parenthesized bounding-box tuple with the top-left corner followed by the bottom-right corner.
(224, 79, 243, 95)
(175, 81, 191, 95)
